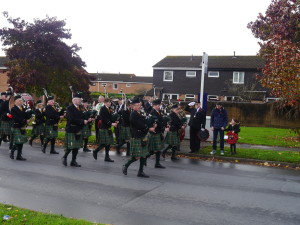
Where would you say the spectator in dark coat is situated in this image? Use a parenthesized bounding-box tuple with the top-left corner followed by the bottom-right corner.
(210, 102, 228, 155)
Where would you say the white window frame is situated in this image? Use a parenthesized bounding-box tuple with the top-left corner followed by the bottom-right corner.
(186, 71, 196, 78)
(162, 93, 179, 101)
(163, 71, 173, 82)
(208, 71, 219, 78)
(113, 83, 118, 90)
(126, 83, 131, 87)
(185, 94, 195, 101)
(233, 72, 245, 84)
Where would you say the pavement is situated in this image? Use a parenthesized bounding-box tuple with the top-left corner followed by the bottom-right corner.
(0, 141, 300, 225)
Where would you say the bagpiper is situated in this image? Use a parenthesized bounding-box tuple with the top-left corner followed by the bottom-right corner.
(10, 95, 31, 160)
(92, 98, 118, 162)
(93, 95, 104, 142)
(81, 99, 95, 152)
(122, 98, 156, 178)
(62, 93, 91, 167)
(0, 91, 13, 149)
(145, 99, 165, 169)
(42, 96, 64, 154)
(162, 104, 185, 160)
(29, 100, 45, 146)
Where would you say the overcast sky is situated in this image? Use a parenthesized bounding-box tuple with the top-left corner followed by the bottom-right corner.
(0, 0, 271, 76)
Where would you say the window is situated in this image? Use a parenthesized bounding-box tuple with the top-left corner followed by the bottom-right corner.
(163, 71, 173, 82)
(163, 93, 179, 100)
(233, 72, 245, 84)
(113, 83, 118, 90)
(126, 83, 131, 87)
(101, 83, 107, 87)
(186, 71, 196, 78)
(185, 94, 195, 101)
(208, 71, 219, 78)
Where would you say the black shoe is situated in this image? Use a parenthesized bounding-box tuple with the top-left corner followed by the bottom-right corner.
(83, 148, 91, 152)
(29, 139, 33, 146)
(122, 165, 127, 175)
(50, 150, 59, 154)
(10, 152, 14, 159)
(155, 164, 165, 169)
(93, 150, 97, 160)
(137, 172, 150, 178)
(70, 161, 81, 167)
(62, 157, 67, 166)
(16, 156, 27, 161)
(171, 157, 179, 160)
(42, 147, 46, 154)
(104, 157, 114, 162)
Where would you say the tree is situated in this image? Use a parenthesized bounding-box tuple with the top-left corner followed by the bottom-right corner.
(247, 0, 300, 108)
(0, 12, 90, 104)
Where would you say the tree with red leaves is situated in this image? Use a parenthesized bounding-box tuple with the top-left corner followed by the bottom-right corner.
(248, 0, 300, 108)
(0, 12, 90, 104)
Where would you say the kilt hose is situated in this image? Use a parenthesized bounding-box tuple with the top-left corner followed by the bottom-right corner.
(130, 138, 149, 158)
(0, 120, 13, 136)
(11, 128, 27, 145)
(118, 126, 131, 142)
(148, 133, 164, 152)
(82, 124, 92, 139)
(98, 129, 114, 145)
(64, 132, 83, 150)
(165, 131, 180, 146)
(32, 124, 45, 136)
(44, 125, 58, 139)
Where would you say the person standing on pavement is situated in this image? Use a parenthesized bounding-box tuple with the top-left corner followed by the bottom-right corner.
(185, 101, 206, 153)
(225, 118, 240, 155)
(210, 102, 228, 155)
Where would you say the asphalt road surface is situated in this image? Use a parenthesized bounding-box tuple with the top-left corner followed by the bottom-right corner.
(0, 142, 300, 225)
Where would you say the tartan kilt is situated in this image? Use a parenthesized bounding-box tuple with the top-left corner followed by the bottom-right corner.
(165, 131, 180, 146)
(118, 126, 131, 142)
(130, 138, 149, 158)
(11, 128, 28, 144)
(44, 125, 58, 139)
(32, 124, 45, 136)
(0, 121, 13, 136)
(148, 133, 164, 152)
(82, 124, 92, 138)
(64, 132, 83, 149)
(98, 129, 114, 145)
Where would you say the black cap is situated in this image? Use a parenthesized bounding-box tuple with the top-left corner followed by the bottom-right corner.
(1, 92, 6, 96)
(130, 97, 140, 104)
(47, 96, 54, 101)
(73, 92, 82, 99)
(5, 91, 12, 96)
(14, 95, 22, 101)
(82, 98, 88, 103)
(152, 99, 162, 105)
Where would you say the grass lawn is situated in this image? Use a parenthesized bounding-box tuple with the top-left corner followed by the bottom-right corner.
(0, 203, 103, 225)
(197, 146, 300, 164)
(237, 127, 300, 148)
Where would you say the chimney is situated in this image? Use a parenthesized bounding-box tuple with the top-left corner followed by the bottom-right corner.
(232, 51, 237, 59)
(190, 54, 193, 61)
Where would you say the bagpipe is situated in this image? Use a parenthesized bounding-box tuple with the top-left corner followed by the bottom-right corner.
(225, 131, 239, 144)
(44, 88, 65, 116)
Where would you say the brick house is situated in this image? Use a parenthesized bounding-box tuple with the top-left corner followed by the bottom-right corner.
(152, 55, 274, 102)
(89, 73, 153, 95)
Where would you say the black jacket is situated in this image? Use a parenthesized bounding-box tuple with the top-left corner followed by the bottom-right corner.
(187, 106, 206, 130)
(11, 105, 29, 128)
(45, 105, 60, 126)
(150, 109, 164, 134)
(169, 112, 182, 132)
(225, 124, 240, 134)
(66, 104, 84, 133)
(99, 106, 112, 129)
(34, 109, 45, 126)
(130, 111, 148, 138)
(0, 101, 12, 122)
(119, 108, 131, 127)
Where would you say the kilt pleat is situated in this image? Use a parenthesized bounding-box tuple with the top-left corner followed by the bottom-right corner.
(118, 126, 131, 142)
(165, 131, 180, 146)
(32, 124, 45, 136)
(98, 129, 114, 145)
(64, 132, 83, 149)
(82, 124, 92, 138)
(130, 138, 149, 157)
(44, 125, 58, 139)
(148, 133, 164, 152)
(11, 128, 27, 144)
(0, 121, 13, 136)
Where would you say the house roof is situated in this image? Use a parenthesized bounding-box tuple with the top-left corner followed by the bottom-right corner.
(153, 55, 265, 70)
(89, 73, 152, 83)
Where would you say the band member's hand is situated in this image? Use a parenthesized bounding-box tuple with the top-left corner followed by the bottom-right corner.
(112, 122, 118, 127)
(149, 127, 156, 132)
(92, 101, 96, 106)
(60, 115, 64, 119)
(221, 127, 225, 130)
(84, 120, 88, 125)
(211, 127, 214, 131)
(153, 123, 157, 128)
(165, 127, 169, 132)
(201, 128, 205, 131)
(181, 125, 185, 129)
(88, 118, 92, 122)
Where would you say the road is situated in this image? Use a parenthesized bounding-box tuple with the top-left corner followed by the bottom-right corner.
(0, 142, 300, 225)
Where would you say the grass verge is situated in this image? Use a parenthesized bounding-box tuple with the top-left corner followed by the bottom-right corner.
(0, 203, 103, 225)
